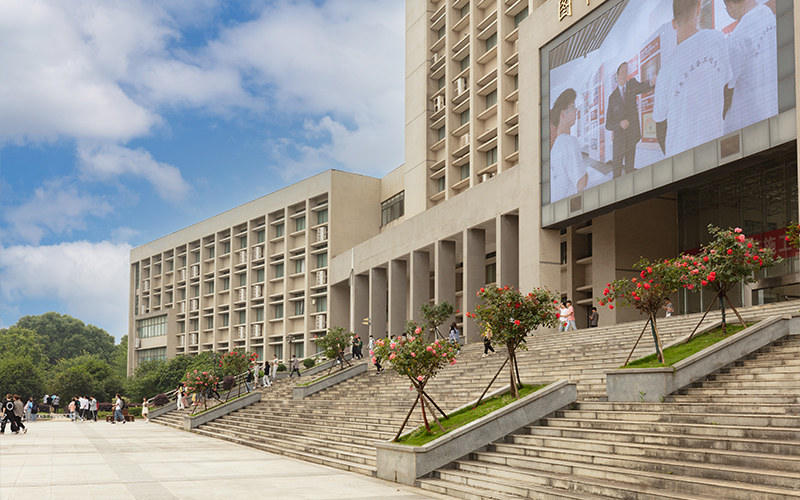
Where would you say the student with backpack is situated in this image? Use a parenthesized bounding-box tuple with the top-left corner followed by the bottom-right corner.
(1, 394, 16, 433)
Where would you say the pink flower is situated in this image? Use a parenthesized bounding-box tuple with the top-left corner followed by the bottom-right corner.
(390, 343, 396, 350)
(415, 327, 422, 334)
(369, 350, 374, 356)
(417, 376, 424, 381)
(371, 357, 377, 364)
(514, 320, 521, 326)
(727, 249, 733, 255)
(734, 227, 742, 233)
(426, 346, 433, 352)
(410, 352, 416, 357)
(736, 234, 745, 242)
(389, 353, 396, 360)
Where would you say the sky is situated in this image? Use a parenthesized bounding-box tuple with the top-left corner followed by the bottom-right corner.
(0, 0, 406, 341)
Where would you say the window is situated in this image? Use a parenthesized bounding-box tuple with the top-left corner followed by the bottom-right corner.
(180, 322, 186, 333)
(256, 269, 265, 283)
(461, 164, 470, 181)
(180, 256, 187, 267)
(275, 224, 284, 238)
(167, 260, 174, 271)
(223, 241, 230, 254)
(560, 241, 568, 265)
(437, 126, 446, 141)
(190, 319, 199, 332)
(317, 209, 328, 225)
(460, 3, 469, 18)
(221, 277, 230, 291)
(316, 253, 327, 269)
(437, 177, 446, 192)
(192, 285, 199, 298)
(437, 26, 446, 39)
(255, 308, 264, 322)
(239, 274, 247, 287)
(296, 217, 306, 232)
(514, 74, 519, 90)
(438, 76, 446, 90)
(295, 258, 305, 274)
(193, 251, 200, 264)
(485, 32, 497, 51)
(239, 236, 247, 249)
(275, 263, 284, 279)
(238, 311, 246, 324)
(381, 191, 405, 226)
(222, 313, 229, 327)
(486, 89, 497, 108)
(208, 247, 215, 259)
(460, 56, 469, 72)
(294, 301, 305, 316)
(460, 109, 470, 126)
(274, 304, 284, 319)
(137, 347, 167, 364)
(485, 263, 496, 284)
(316, 296, 327, 313)
(514, 134, 519, 152)
(180, 289, 186, 300)
(486, 147, 498, 166)
(136, 315, 168, 338)
(207, 317, 214, 330)
(257, 230, 265, 243)
(514, 6, 528, 27)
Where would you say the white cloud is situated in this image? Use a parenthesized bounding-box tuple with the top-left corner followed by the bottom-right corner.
(3, 179, 113, 245)
(78, 143, 191, 201)
(0, 240, 132, 340)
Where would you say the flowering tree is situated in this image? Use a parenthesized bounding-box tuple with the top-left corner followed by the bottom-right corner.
(785, 223, 800, 247)
(315, 326, 353, 373)
(676, 225, 780, 338)
(419, 301, 455, 341)
(217, 348, 258, 398)
(466, 286, 560, 399)
(183, 369, 219, 413)
(599, 259, 682, 364)
(373, 322, 459, 440)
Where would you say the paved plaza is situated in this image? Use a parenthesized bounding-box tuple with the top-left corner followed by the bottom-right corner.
(0, 420, 443, 500)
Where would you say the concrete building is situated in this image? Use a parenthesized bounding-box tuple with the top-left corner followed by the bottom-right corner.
(130, 0, 799, 372)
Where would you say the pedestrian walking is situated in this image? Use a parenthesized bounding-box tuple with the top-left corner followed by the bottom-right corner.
(142, 398, 149, 423)
(289, 354, 301, 378)
(68, 398, 76, 422)
(448, 322, 461, 354)
(245, 366, 254, 391)
(12, 396, 26, 434)
(25, 398, 33, 423)
(482, 328, 495, 357)
(176, 384, 186, 410)
(270, 355, 279, 381)
(262, 361, 271, 387)
(589, 307, 599, 328)
(564, 300, 578, 331)
(90, 396, 98, 422)
(31, 399, 39, 422)
(112, 394, 125, 424)
(51, 394, 60, 414)
(1, 394, 16, 434)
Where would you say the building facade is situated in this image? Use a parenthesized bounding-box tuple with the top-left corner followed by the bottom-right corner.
(130, 0, 799, 371)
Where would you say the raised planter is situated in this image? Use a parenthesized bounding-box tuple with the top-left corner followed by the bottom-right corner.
(375, 379, 577, 485)
(184, 391, 261, 430)
(292, 362, 368, 400)
(148, 400, 177, 419)
(606, 315, 794, 402)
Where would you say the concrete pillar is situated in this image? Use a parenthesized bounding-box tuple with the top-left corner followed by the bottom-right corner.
(388, 259, 408, 337)
(497, 214, 520, 289)
(410, 250, 431, 324)
(329, 281, 350, 333)
(463, 228, 486, 343)
(353, 274, 369, 339)
(435, 240, 457, 325)
(369, 267, 388, 338)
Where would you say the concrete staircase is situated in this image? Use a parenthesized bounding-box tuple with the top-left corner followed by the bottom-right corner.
(418, 321, 800, 499)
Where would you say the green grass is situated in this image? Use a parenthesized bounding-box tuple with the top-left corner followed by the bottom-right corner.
(622, 322, 751, 369)
(397, 384, 547, 446)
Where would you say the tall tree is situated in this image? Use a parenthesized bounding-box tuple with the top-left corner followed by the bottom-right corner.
(15, 312, 116, 364)
(0, 327, 48, 367)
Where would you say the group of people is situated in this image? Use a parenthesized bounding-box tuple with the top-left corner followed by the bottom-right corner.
(1, 395, 28, 434)
(65, 395, 98, 422)
(551, 0, 777, 199)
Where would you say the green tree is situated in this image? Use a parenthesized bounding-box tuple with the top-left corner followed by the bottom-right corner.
(15, 312, 115, 364)
(49, 355, 122, 401)
(419, 301, 455, 341)
(110, 335, 128, 379)
(0, 355, 45, 400)
(315, 326, 353, 371)
(0, 327, 48, 368)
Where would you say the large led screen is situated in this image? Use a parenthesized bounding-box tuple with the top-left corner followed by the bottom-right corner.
(546, 0, 778, 204)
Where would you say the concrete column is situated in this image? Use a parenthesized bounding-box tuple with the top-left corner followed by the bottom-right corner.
(329, 281, 350, 333)
(388, 259, 408, 336)
(435, 240, 457, 324)
(463, 228, 486, 343)
(410, 250, 431, 324)
(497, 214, 520, 289)
(369, 267, 388, 338)
(353, 274, 369, 339)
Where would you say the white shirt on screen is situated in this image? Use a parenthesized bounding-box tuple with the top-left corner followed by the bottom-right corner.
(724, 4, 777, 134)
(652, 29, 732, 157)
(550, 134, 585, 202)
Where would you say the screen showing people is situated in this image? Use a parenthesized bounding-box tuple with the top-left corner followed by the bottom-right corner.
(547, 0, 778, 204)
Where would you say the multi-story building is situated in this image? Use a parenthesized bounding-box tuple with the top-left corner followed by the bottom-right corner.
(130, 0, 799, 371)
(127, 171, 380, 374)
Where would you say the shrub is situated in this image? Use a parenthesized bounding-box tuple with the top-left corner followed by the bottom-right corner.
(98, 402, 113, 412)
(38, 404, 51, 413)
(152, 393, 168, 407)
(302, 358, 315, 369)
(277, 364, 287, 372)
(221, 375, 235, 391)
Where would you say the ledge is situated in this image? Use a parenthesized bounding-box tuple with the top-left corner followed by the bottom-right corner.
(148, 400, 177, 420)
(375, 379, 577, 485)
(606, 315, 793, 402)
(184, 391, 262, 430)
(293, 362, 368, 400)
(275, 353, 354, 380)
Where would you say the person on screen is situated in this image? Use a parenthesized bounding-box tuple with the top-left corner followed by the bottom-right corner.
(550, 88, 587, 202)
(606, 62, 653, 178)
(722, 0, 777, 134)
(652, 0, 732, 157)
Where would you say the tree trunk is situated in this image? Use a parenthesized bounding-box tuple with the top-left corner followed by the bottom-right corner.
(685, 291, 721, 344)
(724, 294, 747, 328)
(649, 314, 665, 364)
(720, 295, 727, 334)
(507, 344, 519, 399)
(624, 318, 651, 366)
(393, 393, 420, 441)
(473, 356, 509, 409)
(419, 387, 430, 432)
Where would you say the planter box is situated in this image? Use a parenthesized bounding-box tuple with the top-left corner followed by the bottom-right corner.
(148, 401, 177, 420)
(184, 391, 262, 430)
(293, 362, 368, 400)
(606, 315, 794, 402)
(375, 380, 577, 485)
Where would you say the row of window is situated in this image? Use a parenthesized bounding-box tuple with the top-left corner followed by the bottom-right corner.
(137, 347, 167, 363)
(175, 296, 329, 333)
(137, 314, 168, 338)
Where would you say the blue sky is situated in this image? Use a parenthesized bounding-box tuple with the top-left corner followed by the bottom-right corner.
(0, 0, 405, 341)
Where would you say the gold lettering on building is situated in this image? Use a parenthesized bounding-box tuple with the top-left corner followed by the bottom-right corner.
(559, 0, 572, 20)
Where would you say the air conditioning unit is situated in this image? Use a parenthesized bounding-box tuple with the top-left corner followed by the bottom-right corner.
(179, 301, 186, 313)
(317, 226, 327, 242)
(239, 250, 247, 264)
(456, 77, 468, 95)
(316, 270, 327, 285)
(238, 326, 246, 339)
(140, 306, 146, 315)
(180, 269, 186, 281)
(253, 246, 262, 260)
(135, 339, 141, 349)
(252, 285, 262, 299)
(192, 265, 199, 277)
(315, 315, 327, 330)
(239, 288, 246, 301)
(433, 95, 445, 112)
(252, 323, 261, 337)
(143, 280, 149, 291)
(190, 299, 198, 311)
(190, 334, 198, 345)
(461, 133, 470, 146)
